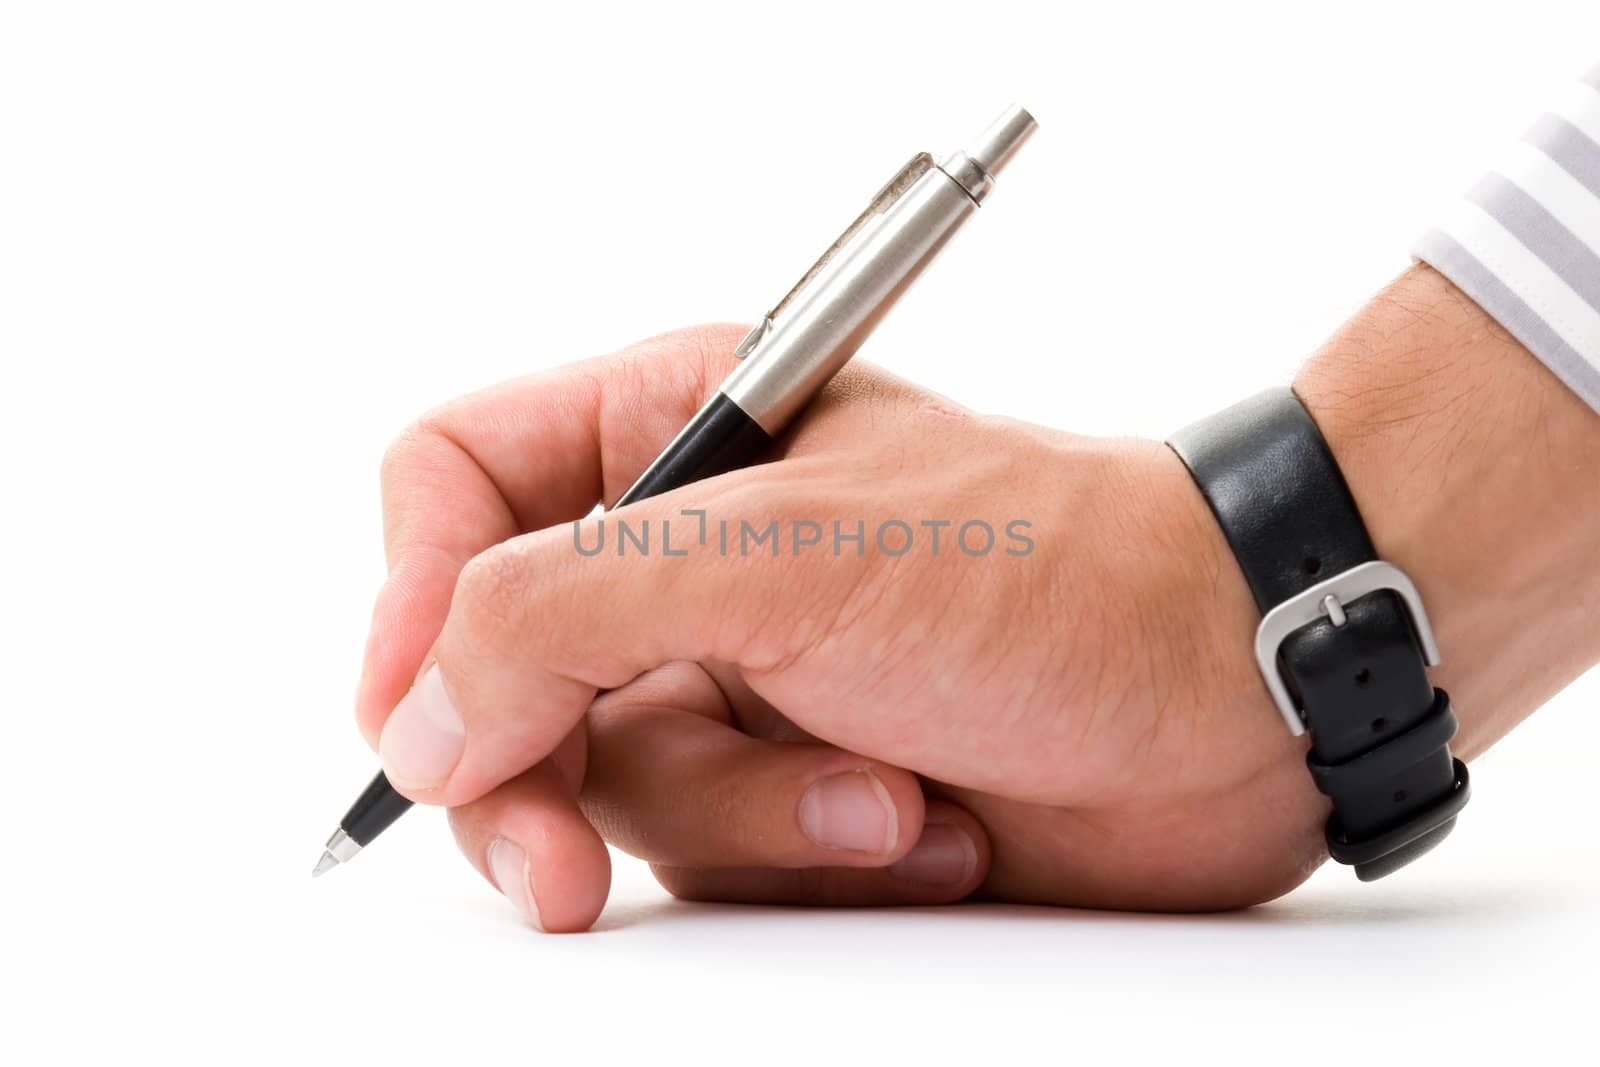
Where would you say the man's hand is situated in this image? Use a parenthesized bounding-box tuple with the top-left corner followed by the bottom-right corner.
(355, 267, 1600, 930)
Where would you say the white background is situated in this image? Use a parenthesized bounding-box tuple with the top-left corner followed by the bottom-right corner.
(4, 1, 1597, 1063)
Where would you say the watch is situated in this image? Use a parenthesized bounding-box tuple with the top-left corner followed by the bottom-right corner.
(1168, 387, 1470, 880)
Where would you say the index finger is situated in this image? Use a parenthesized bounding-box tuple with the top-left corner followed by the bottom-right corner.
(354, 324, 746, 745)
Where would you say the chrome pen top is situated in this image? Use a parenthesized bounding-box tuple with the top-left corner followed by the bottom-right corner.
(965, 104, 1037, 184)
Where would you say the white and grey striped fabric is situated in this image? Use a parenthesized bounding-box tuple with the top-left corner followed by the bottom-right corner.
(1415, 63, 1600, 413)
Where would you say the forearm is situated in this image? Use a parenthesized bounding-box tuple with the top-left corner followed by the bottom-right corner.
(1294, 264, 1600, 760)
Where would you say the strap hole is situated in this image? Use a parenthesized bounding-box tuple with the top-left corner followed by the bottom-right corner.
(1302, 556, 1322, 576)
(1354, 668, 1372, 687)
(1370, 717, 1388, 733)
(1392, 789, 1409, 804)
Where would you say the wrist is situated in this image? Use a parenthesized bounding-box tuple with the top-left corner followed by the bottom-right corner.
(1293, 265, 1600, 758)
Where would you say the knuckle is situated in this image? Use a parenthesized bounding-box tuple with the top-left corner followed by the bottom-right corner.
(378, 423, 427, 488)
(683, 322, 748, 377)
(455, 542, 532, 652)
(619, 323, 743, 392)
(379, 410, 455, 492)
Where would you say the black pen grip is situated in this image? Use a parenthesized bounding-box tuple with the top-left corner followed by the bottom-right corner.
(613, 392, 775, 508)
(340, 770, 415, 846)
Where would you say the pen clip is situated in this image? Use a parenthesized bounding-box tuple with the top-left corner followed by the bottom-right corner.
(734, 151, 937, 359)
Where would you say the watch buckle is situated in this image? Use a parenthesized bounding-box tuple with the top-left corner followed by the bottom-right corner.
(1252, 560, 1441, 736)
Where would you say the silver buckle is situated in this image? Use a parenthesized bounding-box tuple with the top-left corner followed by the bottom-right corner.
(1253, 560, 1441, 736)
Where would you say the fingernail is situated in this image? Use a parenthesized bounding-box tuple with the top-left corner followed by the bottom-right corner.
(487, 837, 545, 931)
(889, 822, 977, 886)
(378, 663, 466, 790)
(799, 769, 897, 854)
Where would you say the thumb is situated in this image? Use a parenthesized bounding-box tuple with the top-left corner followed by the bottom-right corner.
(377, 474, 835, 808)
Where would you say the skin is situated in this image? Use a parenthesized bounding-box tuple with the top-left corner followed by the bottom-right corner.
(354, 265, 1600, 931)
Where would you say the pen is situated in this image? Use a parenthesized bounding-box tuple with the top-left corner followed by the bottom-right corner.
(313, 104, 1037, 877)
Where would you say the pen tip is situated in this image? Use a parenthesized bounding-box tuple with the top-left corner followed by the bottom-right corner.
(311, 851, 341, 878)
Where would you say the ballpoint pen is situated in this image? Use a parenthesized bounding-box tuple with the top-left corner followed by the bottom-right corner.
(313, 103, 1038, 877)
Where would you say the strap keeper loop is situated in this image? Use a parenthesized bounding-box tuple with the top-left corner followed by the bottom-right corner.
(1306, 688, 1459, 796)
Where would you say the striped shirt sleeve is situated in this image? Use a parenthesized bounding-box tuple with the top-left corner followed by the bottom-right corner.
(1414, 63, 1600, 414)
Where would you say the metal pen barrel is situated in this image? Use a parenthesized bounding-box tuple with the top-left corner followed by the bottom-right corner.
(722, 106, 1036, 433)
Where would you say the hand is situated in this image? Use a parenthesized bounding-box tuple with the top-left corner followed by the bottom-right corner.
(355, 267, 1600, 929)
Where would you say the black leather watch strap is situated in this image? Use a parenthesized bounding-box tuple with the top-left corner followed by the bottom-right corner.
(1168, 388, 1469, 880)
